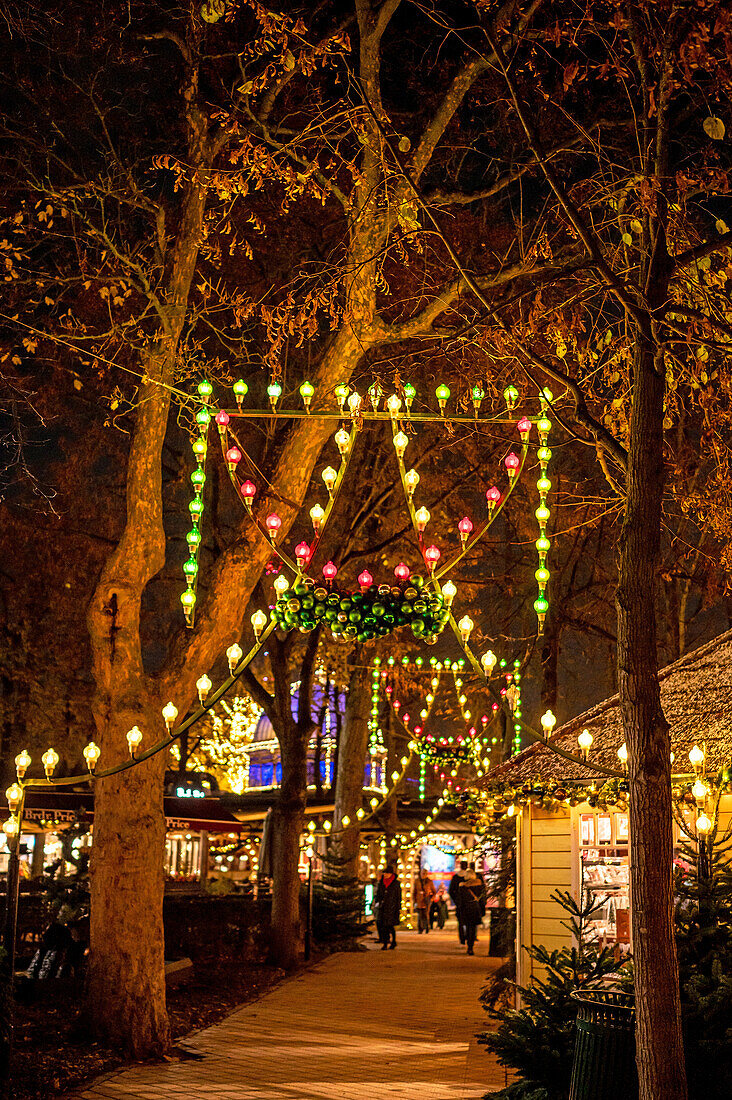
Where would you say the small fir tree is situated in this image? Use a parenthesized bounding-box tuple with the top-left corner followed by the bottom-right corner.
(674, 809, 732, 1100)
(479, 889, 628, 1100)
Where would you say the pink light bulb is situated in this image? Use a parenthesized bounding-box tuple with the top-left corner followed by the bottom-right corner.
(403, 713, 410, 724)
(517, 416, 531, 435)
(295, 541, 311, 561)
(504, 452, 520, 474)
(424, 545, 441, 569)
(414, 725, 422, 735)
(226, 445, 242, 467)
(486, 486, 501, 507)
(358, 569, 373, 588)
(394, 562, 410, 581)
(481, 714, 488, 725)
(322, 561, 338, 581)
(215, 409, 230, 428)
(241, 480, 256, 503)
(394, 701, 400, 710)
(492, 702, 499, 712)
(458, 516, 473, 537)
(265, 513, 282, 534)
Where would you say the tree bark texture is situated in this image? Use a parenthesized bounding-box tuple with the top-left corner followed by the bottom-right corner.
(268, 726, 308, 969)
(329, 654, 372, 883)
(616, 337, 688, 1100)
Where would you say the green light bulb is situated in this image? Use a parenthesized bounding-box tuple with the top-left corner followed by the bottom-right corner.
(183, 557, 198, 577)
(192, 438, 207, 458)
(189, 498, 204, 517)
(233, 379, 248, 397)
(195, 408, 211, 427)
(536, 535, 551, 552)
(186, 527, 201, 547)
(534, 595, 549, 615)
(197, 379, 213, 398)
(503, 385, 519, 409)
(267, 381, 282, 399)
(435, 384, 451, 404)
(181, 589, 196, 609)
(191, 468, 206, 488)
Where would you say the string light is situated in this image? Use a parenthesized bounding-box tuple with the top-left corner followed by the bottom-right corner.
(42, 748, 59, 778)
(126, 727, 143, 756)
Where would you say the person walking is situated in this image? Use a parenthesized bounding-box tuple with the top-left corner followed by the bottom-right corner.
(430, 885, 449, 929)
(458, 868, 486, 955)
(449, 859, 469, 944)
(413, 869, 436, 934)
(375, 863, 401, 950)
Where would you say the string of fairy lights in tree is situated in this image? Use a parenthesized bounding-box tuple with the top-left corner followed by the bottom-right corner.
(181, 379, 215, 626)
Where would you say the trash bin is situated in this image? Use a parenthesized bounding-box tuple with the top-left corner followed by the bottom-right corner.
(569, 989, 637, 1100)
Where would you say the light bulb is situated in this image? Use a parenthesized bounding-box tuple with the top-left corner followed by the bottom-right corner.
(577, 729, 593, 756)
(347, 392, 361, 415)
(5, 783, 22, 812)
(415, 506, 430, 531)
(458, 615, 474, 642)
(692, 778, 708, 801)
(517, 416, 531, 438)
(505, 452, 520, 476)
(251, 609, 267, 637)
(689, 745, 705, 770)
(226, 642, 243, 673)
(196, 673, 212, 703)
(696, 813, 712, 834)
(358, 569, 373, 589)
(404, 468, 420, 498)
(321, 466, 337, 492)
(393, 431, 409, 459)
(322, 561, 338, 581)
(387, 394, 402, 418)
(481, 650, 497, 674)
(458, 516, 473, 544)
(3, 818, 19, 839)
(299, 380, 315, 409)
(265, 513, 282, 539)
(394, 562, 410, 582)
(486, 486, 501, 509)
(540, 710, 556, 736)
(441, 580, 456, 606)
(273, 575, 289, 597)
(335, 428, 350, 455)
(126, 726, 143, 754)
(14, 750, 31, 780)
(424, 545, 440, 570)
(309, 503, 325, 530)
(225, 445, 242, 469)
(162, 701, 179, 730)
(42, 748, 59, 778)
(82, 743, 101, 773)
(617, 743, 628, 764)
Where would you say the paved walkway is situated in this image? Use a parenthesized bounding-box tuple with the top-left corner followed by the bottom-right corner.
(73, 928, 512, 1100)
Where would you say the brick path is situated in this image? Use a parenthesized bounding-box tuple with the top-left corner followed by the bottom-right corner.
(72, 927, 512, 1100)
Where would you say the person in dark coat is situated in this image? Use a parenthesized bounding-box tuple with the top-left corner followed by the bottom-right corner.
(458, 869, 486, 955)
(449, 859, 469, 943)
(375, 863, 401, 950)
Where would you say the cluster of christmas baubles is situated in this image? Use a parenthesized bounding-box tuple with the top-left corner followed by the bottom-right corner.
(419, 740, 475, 764)
(272, 574, 448, 642)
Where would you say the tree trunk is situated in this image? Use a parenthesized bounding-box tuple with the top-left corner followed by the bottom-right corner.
(616, 336, 688, 1100)
(268, 725, 308, 969)
(87, 733, 169, 1056)
(329, 653, 371, 884)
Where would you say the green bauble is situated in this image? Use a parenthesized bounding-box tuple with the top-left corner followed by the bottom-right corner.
(372, 603, 385, 617)
(294, 581, 308, 596)
(348, 610, 361, 623)
(413, 600, 426, 613)
(412, 574, 424, 589)
(340, 597, 353, 611)
(314, 587, 328, 601)
(324, 608, 337, 622)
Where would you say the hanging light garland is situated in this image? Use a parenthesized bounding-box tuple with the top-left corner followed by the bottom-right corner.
(181, 379, 214, 626)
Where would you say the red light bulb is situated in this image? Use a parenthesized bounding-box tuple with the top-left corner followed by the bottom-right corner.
(394, 562, 410, 581)
(226, 445, 242, 468)
(241, 480, 256, 504)
(322, 561, 338, 581)
(486, 486, 501, 508)
(504, 452, 520, 476)
(458, 516, 473, 537)
(481, 714, 488, 726)
(215, 409, 230, 428)
(517, 416, 531, 437)
(492, 702, 499, 712)
(265, 513, 282, 536)
(358, 569, 373, 589)
(413, 725, 422, 735)
(295, 541, 311, 562)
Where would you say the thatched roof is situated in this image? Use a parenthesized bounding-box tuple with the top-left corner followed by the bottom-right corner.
(489, 629, 732, 785)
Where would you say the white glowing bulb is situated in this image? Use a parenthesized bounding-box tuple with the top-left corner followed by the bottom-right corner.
(481, 650, 497, 674)
(387, 394, 402, 417)
(578, 729, 593, 754)
(251, 610, 267, 637)
(335, 428, 350, 454)
(458, 615, 474, 641)
(226, 642, 243, 673)
(5, 783, 22, 812)
(393, 431, 409, 459)
(162, 702, 179, 730)
(441, 580, 456, 606)
(617, 743, 628, 764)
(14, 750, 31, 780)
(321, 466, 337, 492)
(696, 813, 712, 834)
(692, 778, 708, 801)
(82, 743, 101, 772)
(126, 726, 143, 753)
(274, 575, 289, 598)
(194, 674, 212, 705)
(3, 818, 19, 839)
(540, 710, 556, 736)
(415, 506, 430, 531)
(404, 468, 420, 497)
(42, 748, 59, 777)
(310, 503, 325, 529)
(689, 745, 705, 769)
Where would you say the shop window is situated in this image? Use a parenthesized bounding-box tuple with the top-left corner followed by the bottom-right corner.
(579, 811, 630, 949)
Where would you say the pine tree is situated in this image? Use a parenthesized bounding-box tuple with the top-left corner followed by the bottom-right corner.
(479, 890, 629, 1100)
(674, 814, 732, 1100)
